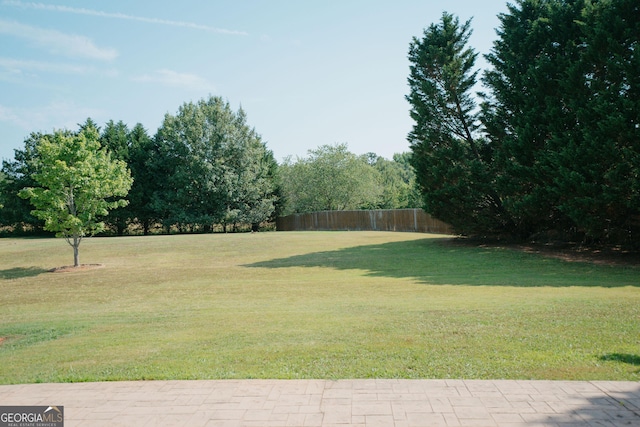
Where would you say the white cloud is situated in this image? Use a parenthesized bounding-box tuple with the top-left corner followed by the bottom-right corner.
(0, 57, 119, 80)
(0, 57, 89, 74)
(0, 104, 28, 129)
(0, 18, 118, 61)
(133, 69, 216, 92)
(0, 101, 106, 131)
(3, 0, 248, 36)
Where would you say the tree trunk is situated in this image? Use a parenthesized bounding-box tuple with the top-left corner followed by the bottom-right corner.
(73, 236, 80, 267)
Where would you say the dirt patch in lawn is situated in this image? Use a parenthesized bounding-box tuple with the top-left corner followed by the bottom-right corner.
(49, 264, 105, 273)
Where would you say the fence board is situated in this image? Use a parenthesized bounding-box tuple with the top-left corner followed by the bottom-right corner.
(276, 209, 453, 234)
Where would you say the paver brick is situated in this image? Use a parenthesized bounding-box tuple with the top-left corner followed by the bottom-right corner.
(0, 379, 638, 426)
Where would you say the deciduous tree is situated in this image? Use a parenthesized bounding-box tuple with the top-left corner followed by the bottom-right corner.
(153, 96, 277, 231)
(370, 153, 421, 209)
(280, 143, 382, 214)
(19, 127, 132, 266)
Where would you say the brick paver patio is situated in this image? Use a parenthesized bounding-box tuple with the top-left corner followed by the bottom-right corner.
(1, 379, 639, 426)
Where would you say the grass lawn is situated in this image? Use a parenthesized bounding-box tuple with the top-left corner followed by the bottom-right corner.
(0, 231, 639, 384)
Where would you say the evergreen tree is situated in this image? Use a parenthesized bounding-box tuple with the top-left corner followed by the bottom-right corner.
(127, 123, 158, 235)
(101, 120, 130, 161)
(0, 132, 50, 233)
(482, 0, 639, 244)
(0, 171, 6, 210)
(550, 0, 640, 243)
(482, 0, 585, 238)
(100, 120, 131, 235)
(407, 12, 510, 235)
(78, 118, 101, 136)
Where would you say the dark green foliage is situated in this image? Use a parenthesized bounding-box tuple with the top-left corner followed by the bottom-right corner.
(152, 96, 277, 232)
(411, 1, 640, 246)
(100, 121, 159, 235)
(126, 123, 158, 235)
(482, 0, 639, 244)
(407, 13, 511, 236)
(101, 120, 130, 161)
(100, 120, 131, 235)
(553, 0, 640, 243)
(0, 171, 5, 209)
(2, 97, 280, 235)
(0, 133, 50, 234)
(482, 0, 586, 238)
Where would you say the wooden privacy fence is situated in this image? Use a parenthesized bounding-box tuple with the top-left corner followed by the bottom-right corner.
(276, 209, 453, 234)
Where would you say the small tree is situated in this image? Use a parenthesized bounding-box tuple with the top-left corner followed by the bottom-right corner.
(19, 127, 132, 267)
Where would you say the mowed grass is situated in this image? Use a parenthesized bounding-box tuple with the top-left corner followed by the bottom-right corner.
(0, 231, 639, 384)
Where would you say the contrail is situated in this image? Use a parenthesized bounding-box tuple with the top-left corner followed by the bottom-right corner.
(2, 0, 248, 36)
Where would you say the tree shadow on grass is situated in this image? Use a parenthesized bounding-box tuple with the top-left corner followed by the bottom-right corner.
(600, 354, 640, 366)
(245, 238, 639, 287)
(0, 267, 49, 280)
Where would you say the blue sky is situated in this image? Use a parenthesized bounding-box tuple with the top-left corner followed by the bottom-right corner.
(0, 0, 510, 163)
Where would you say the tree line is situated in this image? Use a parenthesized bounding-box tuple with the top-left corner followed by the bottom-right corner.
(5, 0, 635, 248)
(0, 96, 418, 236)
(408, 0, 639, 247)
(278, 144, 420, 216)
